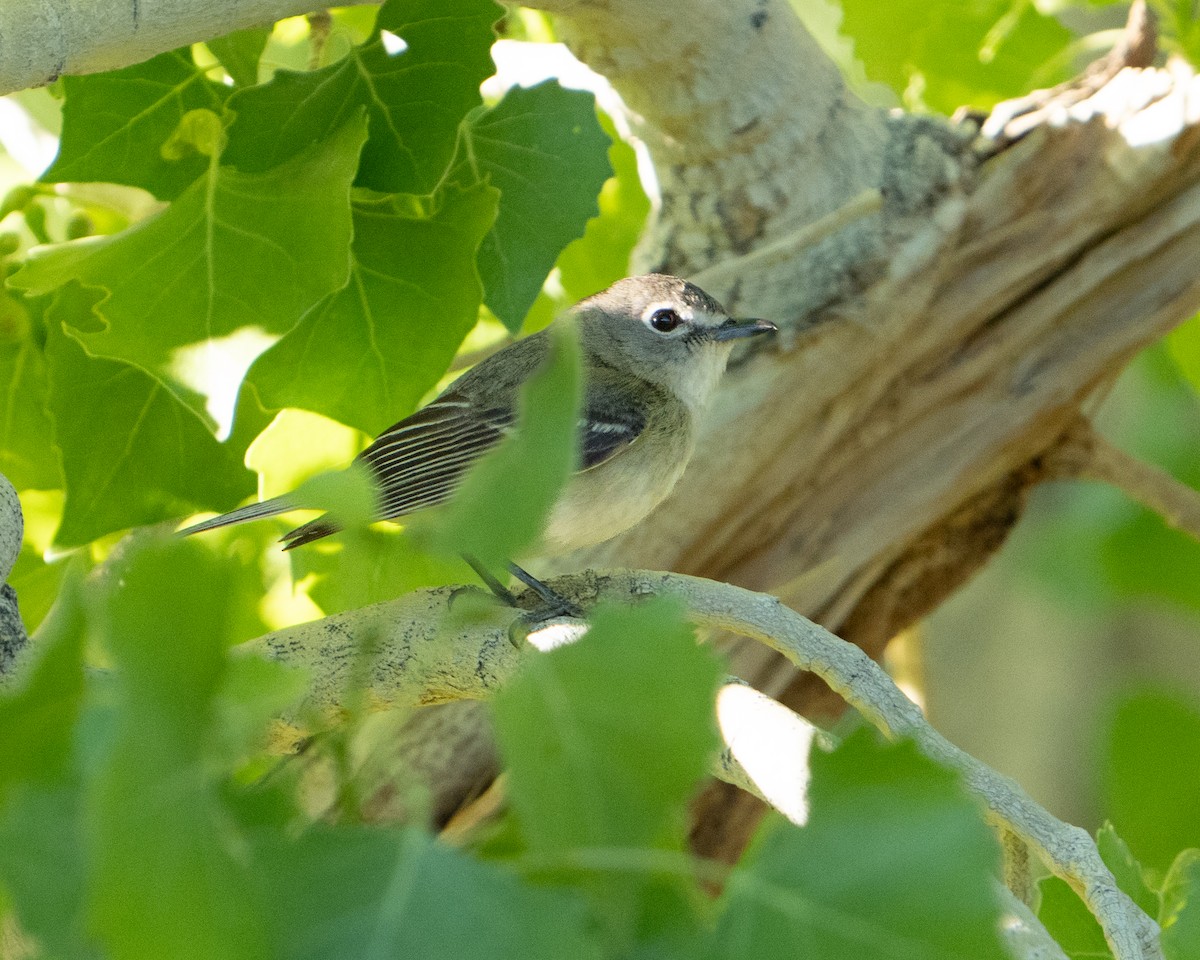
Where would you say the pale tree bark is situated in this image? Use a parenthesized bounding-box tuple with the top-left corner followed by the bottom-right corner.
(0, 472, 28, 677)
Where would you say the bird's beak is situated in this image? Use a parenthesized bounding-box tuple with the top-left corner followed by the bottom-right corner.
(711, 317, 777, 341)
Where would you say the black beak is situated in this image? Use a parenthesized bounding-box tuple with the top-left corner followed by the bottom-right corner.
(711, 317, 777, 342)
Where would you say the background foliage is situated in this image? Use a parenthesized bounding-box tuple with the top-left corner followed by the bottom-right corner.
(1, 1, 1199, 958)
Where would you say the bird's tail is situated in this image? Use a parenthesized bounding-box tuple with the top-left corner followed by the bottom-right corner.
(178, 495, 298, 537)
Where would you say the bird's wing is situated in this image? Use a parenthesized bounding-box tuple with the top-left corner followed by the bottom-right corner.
(357, 390, 515, 520)
(578, 374, 650, 471)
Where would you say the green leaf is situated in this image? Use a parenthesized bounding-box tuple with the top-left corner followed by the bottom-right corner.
(86, 535, 270, 960)
(207, 27, 271, 87)
(12, 114, 367, 377)
(451, 81, 613, 332)
(1166, 312, 1200, 396)
(419, 322, 581, 568)
(41, 49, 230, 200)
(1105, 690, 1200, 873)
(711, 732, 1007, 960)
(224, 0, 501, 194)
(493, 599, 720, 852)
(0, 565, 85, 800)
(258, 825, 598, 960)
(44, 310, 253, 546)
(1037, 875, 1111, 960)
(492, 599, 718, 945)
(0, 294, 60, 490)
(1098, 822, 1160, 918)
(1161, 849, 1200, 960)
(839, 0, 1072, 114)
(246, 184, 499, 435)
(557, 110, 650, 303)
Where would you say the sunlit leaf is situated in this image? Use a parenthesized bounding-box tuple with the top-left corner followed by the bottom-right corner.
(41, 49, 230, 200)
(13, 114, 367, 377)
(451, 81, 612, 331)
(1161, 849, 1200, 960)
(246, 184, 498, 435)
(224, 0, 501, 193)
(207, 27, 271, 87)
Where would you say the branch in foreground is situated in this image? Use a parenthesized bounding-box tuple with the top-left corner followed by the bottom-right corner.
(243, 569, 1161, 960)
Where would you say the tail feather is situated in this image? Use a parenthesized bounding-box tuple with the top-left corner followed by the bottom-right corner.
(178, 495, 298, 536)
(280, 517, 342, 550)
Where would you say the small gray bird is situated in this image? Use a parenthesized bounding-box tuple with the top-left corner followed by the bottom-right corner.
(182, 274, 775, 553)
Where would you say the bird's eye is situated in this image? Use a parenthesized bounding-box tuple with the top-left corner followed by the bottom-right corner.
(648, 308, 682, 333)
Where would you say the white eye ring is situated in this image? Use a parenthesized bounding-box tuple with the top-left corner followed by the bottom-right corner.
(647, 307, 683, 333)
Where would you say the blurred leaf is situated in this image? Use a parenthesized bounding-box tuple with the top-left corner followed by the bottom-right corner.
(207, 27, 271, 87)
(44, 314, 253, 546)
(246, 184, 498, 435)
(225, 0, 500, 194)
(1166, 312, 1200, 396)
(0, 781, 93, 960)
(7, 548, 70, 634)
(258, 824, 598, 960)
(12, 114, 366, 376)
(451, 81, 612, 332)
(494, 600, 719, 851)
(1161, 849, 1200, 960)
(839, 0, 1072, 113)
(711, 732, 1006, 960)
(1037, 875, 1111, 960)
(1105, 690, 1200, 874)
(0, 565, 85, 800)
(557, 110, 651, 302)
(420, 322, 580, 568)
(492, 599, 719, 942)
(292, 528, 467, 615)
(87, 536, 270, 960)
(41, 49, 230, 200)
(1098, 822, 1161, 918)
(0, 294, 60, 490)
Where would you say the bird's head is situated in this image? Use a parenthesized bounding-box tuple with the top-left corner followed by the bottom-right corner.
(573, 274, 776, 411)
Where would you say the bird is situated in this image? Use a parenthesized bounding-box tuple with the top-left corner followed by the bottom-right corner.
(181, 274, 775, 561)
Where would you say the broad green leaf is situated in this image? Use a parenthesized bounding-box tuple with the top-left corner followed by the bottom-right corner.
(493, 599, 720, 852)
(6, 548, 70, 634)
(41, 49, 230, 200)
(258, 825, 598, 960)
(839, 0, 1072, 114)
(451, 81, 613, 332)
(225, 0, 501, 194)
(0, 569, 89, 958)
(493, 599, 718, 945)
(1037, 875, 1111, 960)
(711, 733, 1007, 960)
(246, 184, 499, 435)
(1161, 849, 1200, 960)
(557, 111, 650, 303)
(0, 565, 84, 799)
(13, 114, 367, 376)
(207, 27, 271, 87)
(87, 536, 270, 960)
(420, 322, 580, 568)
(44, 313, 253, 547)
(1098, 822, 1161, 918)
(1105, 690, 1200, 873)
(0, 294, 59, 490)
(0, 781, 93, 960)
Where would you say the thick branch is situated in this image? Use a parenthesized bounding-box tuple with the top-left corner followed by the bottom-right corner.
(243, 570, 1161, 960)
(0, 1, 378, 95)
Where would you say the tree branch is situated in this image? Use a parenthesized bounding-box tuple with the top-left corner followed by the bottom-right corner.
(243, 569, 1161, 960)
(1047, 417, 1200, 544)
